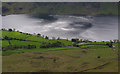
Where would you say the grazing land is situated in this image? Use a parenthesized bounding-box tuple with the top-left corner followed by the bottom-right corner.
(1, 30, 119, 72)
(2, 47, 118, 72)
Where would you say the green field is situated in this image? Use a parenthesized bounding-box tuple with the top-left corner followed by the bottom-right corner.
(2, 31, 72, 47)
(2, 47, 118, 72)
(1, 30, 119, 72)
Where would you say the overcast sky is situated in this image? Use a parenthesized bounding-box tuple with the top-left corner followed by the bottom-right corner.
(1, 0, 119, 2)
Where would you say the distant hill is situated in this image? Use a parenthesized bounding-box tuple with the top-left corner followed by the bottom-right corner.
(2, 2, 118, 15)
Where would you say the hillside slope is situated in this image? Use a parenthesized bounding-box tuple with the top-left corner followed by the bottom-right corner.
(1, 30, 73, 50)
(2, 2, 118, 15)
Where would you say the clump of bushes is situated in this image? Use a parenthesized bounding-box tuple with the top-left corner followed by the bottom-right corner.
(73, 43, 79, 47)
(106, 42, 113, 48)
(40, 41, 64, 48)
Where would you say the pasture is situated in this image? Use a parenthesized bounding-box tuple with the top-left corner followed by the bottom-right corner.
(1, 30, 119, 72)
(2, 46, 118, 72)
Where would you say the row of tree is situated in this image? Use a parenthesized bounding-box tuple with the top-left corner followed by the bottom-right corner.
(1, 28, 120, 43)
(3, 41, 64, 51)
(71, 38, 120, 43)
(1, 28, 64, 40)
(71, 38, 91, 43)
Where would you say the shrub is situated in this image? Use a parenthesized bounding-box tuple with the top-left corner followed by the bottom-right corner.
(73, 43, 79, 47)
(71, 38, 79, 43)
(106, 42, 112, 48)
(40, 41, 64, 48)
(37, 33, 41, 37)
(45, 36, 49, 39)
(97, 56, 101, 59)
(27, 45, 36, 49)
(8, 28, 12, 31)
(4, 36, 9, 40)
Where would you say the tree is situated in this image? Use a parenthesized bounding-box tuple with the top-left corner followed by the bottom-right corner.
(97, 56, 101, 59)
(80, 39, 83, 42)
(13, 28, 15, 31)
(45, 36, 49, 39)
(113, 40, 117, 43)
(1, 28, 6, 31)
(57, 37, 60, 40)
(53, 59, 56, 63)
(4, 36, 9, 40)
(71, 38, 79, 43)
(27, 45, 36, 49)
(8, 28, 12, 31)
(84, 39, 89, 43)
(73, 43, 79, 47)
(106, 42, 113, 48)
(110, 40, 113, 43)
(51, 41, 64, 47)
(37, 33, 41, 37)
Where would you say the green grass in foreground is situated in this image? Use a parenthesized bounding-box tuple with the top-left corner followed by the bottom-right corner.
(2, 47, 118, 72)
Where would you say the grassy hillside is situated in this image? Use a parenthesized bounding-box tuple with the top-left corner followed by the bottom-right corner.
(2, 47, 118, 72)
(2, 40, 42, 47)
(1, 30, 73, 51)
(2, 2, 118, 15)
(1, 29, 119, 72)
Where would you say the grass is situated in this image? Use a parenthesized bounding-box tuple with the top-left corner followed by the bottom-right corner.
(2, 47, 118, 72)
(2, 47, 79, 56)
(1, 30, 119, 72)
(80, 45, 109, 48)
(1, 30, 73, 47)
(2, 40, 42, 47)
(83, 42, 108, 45)
(0, 40, 9, 47)
(79, 42, 110, 49)
(2, 30, 31, 39)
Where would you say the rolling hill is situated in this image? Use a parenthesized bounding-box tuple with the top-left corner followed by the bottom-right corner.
(2, 2, 118, 15)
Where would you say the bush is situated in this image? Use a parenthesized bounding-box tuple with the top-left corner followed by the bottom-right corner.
(4, 36, 9, 40)
(4, 45, 16, 50)
(71, 38, 79, 43)
(37, 33, 41, 37)
(73, 43, 79, 47)
(8, 28, 12, 31)
(51, 41, 64, 47)
(45, 36, 49, 39)
(106, 42, 112, 48)
(27, 45, 36, 49)
(40, 41, 64, 48)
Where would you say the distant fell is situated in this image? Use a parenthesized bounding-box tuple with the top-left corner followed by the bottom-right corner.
(2, 2, 118, 15)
